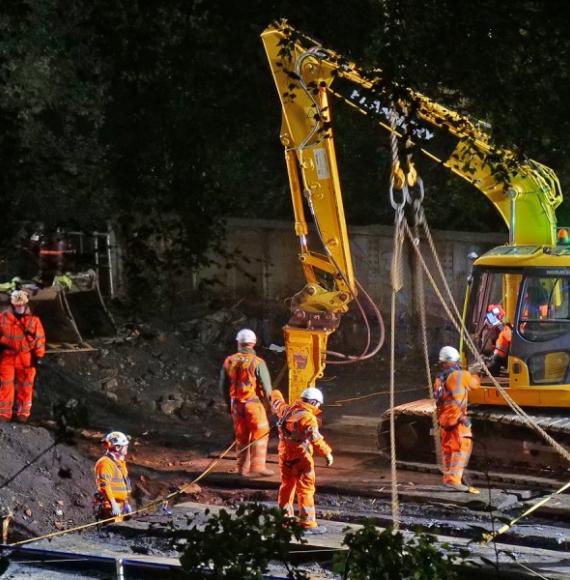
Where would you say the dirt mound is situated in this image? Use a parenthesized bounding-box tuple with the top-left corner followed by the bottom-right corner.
(30, 303, 288, 444)
(0, 421, 95, 540)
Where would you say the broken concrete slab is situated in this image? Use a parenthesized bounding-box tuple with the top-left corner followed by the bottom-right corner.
(140, 501, 570, 579)
(524, 493, 570, 521)
(197, 456, 524, 513)
(397, 485, 522, 512)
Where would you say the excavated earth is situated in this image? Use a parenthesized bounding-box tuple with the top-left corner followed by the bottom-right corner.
(0, 302, 246, 540)
(4, 299, 530, 578)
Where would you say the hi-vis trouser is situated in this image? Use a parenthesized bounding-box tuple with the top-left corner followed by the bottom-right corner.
(441, 425, 473, 486)
(231, 397, 269, 475)
(278, 453, 318, 528)
(0, 366, 36, 421)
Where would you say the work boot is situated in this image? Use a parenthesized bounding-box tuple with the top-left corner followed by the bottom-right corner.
(443, 482, 480, 494)
(461, 475, 480, 495)
(303, 525, 327, 535)
(443, 482, 470, 492)
(14, 416, 29, 424)
(245, 467, 275, 478)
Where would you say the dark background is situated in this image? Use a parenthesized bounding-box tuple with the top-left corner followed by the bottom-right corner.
(1, 0, 568, 299)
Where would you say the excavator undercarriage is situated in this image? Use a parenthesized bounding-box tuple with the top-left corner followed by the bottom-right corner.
(378, 398, 570, 477)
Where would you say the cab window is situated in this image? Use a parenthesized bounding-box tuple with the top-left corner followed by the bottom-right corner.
(519, 276, 570, 342)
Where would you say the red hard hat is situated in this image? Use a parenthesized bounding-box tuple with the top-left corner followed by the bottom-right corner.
(487, 304, 505, 320)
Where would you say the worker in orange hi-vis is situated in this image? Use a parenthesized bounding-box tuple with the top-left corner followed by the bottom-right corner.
(271, 386, 333, 534)
(487, 321, 512, 376)
(435, 346, 480, 494)
(220, 328, 273, 477)
(94, 431, 132, 521)
(0, 290, 45, 423)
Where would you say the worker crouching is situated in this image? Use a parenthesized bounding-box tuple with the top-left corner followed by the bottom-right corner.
(435, 346, 480, 494)
(0, 290, 45, 422)
(271, 387, 333, 534)
(220, 329, 273, 477)
(94, 431, 133, 521)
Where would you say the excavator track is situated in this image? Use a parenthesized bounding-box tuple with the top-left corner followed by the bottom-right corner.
(378, 399, 570, 477)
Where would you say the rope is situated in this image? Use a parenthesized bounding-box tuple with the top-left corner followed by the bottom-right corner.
(413, 212, 443, 473)
(328, 386, 424, 406)
(514, 560, 551, 580)
(402, 219, 570, 465)
(416, 209, 466, 333)
(387, 120, 406, 529)
(389, 280, 401, 530)
(6, 429, 271, 548)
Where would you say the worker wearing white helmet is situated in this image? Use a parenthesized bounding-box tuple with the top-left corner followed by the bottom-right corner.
(0, 289, 45, 423)
(435, 346, 480, 494)
(94, 431, 132, 520)
(219, 328, 273, 477)
(270, 385, 333, 534)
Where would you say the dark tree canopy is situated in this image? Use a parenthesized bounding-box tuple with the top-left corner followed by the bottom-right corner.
(1, 0, 569, 283)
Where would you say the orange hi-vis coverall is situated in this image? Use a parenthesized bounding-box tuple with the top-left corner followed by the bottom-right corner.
(0, 307, 45, 421)
(435, 365, 480, 486)
(94, 454, 131, 518)
(271, 389, 332, 529)
(220, 347, 272, 475)
(494, 325, 512, 358)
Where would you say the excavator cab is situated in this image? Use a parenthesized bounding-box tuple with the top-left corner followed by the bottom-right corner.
(466, 246, 570, 405)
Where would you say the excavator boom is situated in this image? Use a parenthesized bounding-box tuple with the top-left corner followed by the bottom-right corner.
(262, 21, 561, 248)
(262, 21, 570, 481)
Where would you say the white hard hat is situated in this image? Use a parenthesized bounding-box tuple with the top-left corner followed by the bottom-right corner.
(301, 387, 324, 405)
(10, 290, 29, 306)
(103, 431, 130, 448)
(236, 328, 256, 344)
(439, 346, 460, 363)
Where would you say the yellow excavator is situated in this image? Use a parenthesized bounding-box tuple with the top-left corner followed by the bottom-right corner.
(261, 20, 570, 475)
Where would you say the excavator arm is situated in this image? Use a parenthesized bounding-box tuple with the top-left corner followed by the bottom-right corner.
(261, 20, 562, 402)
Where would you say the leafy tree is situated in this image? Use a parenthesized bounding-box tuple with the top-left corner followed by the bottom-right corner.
(2, 0, 570, 299)
(0, 0, 110, 236)
(179, 503, 308, 579)
(334, 523, 465, 579)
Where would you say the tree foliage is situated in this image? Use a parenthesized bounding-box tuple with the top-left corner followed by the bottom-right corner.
(334, 523, 466, 579)
(1, 1, 569, 292)
(179, 503, 308, 579)
(179, 505, 465, 579)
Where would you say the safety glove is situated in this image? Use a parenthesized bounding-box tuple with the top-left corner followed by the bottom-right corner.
(110, 499, 121, 516)
(325, 453, 334, 467)
(123, 503, 133, 514)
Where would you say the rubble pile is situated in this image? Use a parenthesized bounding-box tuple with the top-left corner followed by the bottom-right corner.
(34, 306, 256, 435)
(0, 421, 95, 539)
(0, 304, 282, 541)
